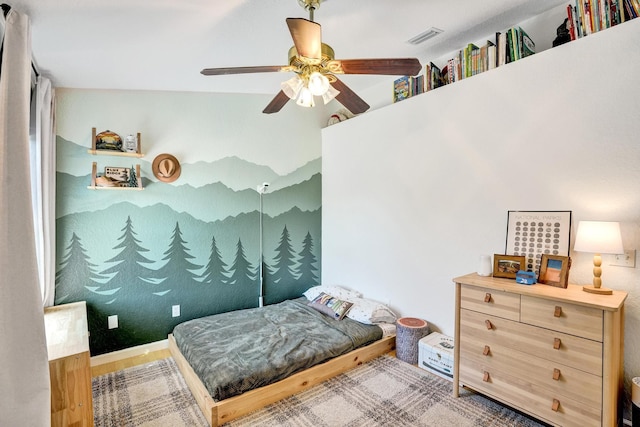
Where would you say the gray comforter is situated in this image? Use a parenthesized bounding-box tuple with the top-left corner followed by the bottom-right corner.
(172, 297, 382, 401)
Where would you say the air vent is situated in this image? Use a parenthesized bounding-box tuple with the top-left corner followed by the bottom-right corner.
(407, 27, 443, 45)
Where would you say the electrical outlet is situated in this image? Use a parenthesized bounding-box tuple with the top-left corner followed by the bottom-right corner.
(172, 305, 180, 317)
(108, 315, 118, 329)
(611, 249, 636, 268)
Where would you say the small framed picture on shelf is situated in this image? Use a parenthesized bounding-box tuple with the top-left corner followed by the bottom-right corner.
(538, 254, 571, 288)
(104, 166, 130, 183)
(493, 254, 526, 279)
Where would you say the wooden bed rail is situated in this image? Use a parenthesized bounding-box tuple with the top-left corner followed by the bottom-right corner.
(168, 333, 396, 426)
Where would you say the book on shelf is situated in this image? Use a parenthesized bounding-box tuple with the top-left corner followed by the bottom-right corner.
(570, 0, 632, 39)
(519, 27, 535, 58)
(393, 76, 410, 103)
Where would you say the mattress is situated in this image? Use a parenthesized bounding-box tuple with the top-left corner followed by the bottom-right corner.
(172, 297, 383, 401)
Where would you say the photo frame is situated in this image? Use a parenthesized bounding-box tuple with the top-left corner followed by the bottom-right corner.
(493, 254, 526, 279)
(505, 211, 572, 277)
(538, 254, 571, 288)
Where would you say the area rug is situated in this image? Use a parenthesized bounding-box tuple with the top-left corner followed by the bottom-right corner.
(93, 355, 546, 427)
(92, 358, 208, 427)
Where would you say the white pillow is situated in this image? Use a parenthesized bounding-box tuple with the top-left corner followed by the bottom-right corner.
(303, 285, 362, 302)
(346, 297, 397, 325)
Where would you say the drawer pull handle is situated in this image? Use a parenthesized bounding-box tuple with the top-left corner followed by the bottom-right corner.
(483, 345, 490, 356)
(553, 368, 561, 380)
(553, 338, 561, 350)
(485, 320, 493, 330)
(483, 371, 490, 382)
(484, 293, 491, 303)
(552, 399, 560, 412)
(554, 306, 562, 317)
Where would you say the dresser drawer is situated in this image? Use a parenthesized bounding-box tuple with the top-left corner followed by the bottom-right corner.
(521, 295, 603, 341)
(460, 284, 520, 321)
(459, 360, 601, 427)
(460, 336, 602, 408)
(460, 309, 603, 376)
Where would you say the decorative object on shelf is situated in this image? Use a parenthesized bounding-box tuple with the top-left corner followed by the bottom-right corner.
(515, 270, 536, 285)
(152, 153, 181, 183)
(477, 254, 492, 276)
(552, 18, 571, 47)
(124, 134, 138, 153)
(574, 220, 624, 295)
(326, 108, 354, 126)
(492, 254, 525, 279)
(505, 210, 572, 274)
(128, 165, 138, 188)
(89, 162, 143, 190)
(538, 254, 571, 288)
(89, 128, 143, 156)
(95, 175, 117, 187)
(104, 166, 130, 183)
(396, 317, 429, 365)
(95, 130, 123, 151)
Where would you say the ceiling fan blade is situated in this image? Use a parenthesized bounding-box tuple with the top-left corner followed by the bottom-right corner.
(286, 18, 322, 60)
(337, 58, 422, 76)
(263, 90, 291, 114)
(331, 77, 370, 115)
(201, 65, 286, 76)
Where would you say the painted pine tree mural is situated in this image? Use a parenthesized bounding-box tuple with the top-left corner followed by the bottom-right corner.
(225, 238, 257, 309)
(98, 216, 165, 349)
(271, 225, 298, 285)
(296, 231, 319, 288)
(200, 234, 229, 286)
(154, 222, 204, 326)
(55, 232, 106, 304)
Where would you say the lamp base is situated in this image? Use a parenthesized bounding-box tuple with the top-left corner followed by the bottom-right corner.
(582, 285, 613, 295)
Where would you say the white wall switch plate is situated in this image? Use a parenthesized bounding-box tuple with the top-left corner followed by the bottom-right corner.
(108, 315, 118, 329)
(611, 249, 636, 268)
(172, 305, 180, 317)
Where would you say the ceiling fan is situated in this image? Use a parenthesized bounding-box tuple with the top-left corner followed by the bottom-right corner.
(201, 0, 422, 115)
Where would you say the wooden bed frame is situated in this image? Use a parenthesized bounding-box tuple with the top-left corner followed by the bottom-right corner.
(168, 333, 395, 426)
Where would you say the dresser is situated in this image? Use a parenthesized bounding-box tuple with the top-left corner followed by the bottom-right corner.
(453, 273, 626, 427)
(44, 301, 94, 427)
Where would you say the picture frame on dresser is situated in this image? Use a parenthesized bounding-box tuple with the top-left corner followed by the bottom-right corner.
(504, 210, 571, 273)
(492, 254, 525, 279)
(538, 254, 570, 288)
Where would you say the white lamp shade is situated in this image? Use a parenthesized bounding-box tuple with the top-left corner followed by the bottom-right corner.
(280, 75, 303, 99)
(574, 221, 624, 254)
(321, 84, 340, 104)
(295, 87, 315, 107)
(308, 72, 330, 96)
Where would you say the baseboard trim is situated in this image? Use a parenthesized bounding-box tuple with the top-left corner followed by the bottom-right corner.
(90, 339, 168, 367)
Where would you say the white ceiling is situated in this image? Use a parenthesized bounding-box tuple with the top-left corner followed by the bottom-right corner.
(7, 0, 567, 96)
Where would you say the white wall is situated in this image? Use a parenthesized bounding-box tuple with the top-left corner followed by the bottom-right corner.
(322, 17, 640, 412)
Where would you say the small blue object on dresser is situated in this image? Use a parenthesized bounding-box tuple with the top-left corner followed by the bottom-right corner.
(516, 270, 536, 285)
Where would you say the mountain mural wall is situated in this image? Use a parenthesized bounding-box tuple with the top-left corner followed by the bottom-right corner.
(56, 137, 321, 355)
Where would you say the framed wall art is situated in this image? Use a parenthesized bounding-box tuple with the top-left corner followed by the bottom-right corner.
(505, 211, 572, 277)
(493, 254, 526, 279)
(538, 254, 571, 288)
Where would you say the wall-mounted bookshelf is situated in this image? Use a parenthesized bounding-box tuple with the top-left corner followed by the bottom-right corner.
(393, 1, 636, 102)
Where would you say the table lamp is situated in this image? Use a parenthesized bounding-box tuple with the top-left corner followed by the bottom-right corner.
(573, 220, 624, 295)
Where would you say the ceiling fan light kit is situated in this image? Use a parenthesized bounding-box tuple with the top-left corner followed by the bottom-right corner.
(201, 0, 422, 114)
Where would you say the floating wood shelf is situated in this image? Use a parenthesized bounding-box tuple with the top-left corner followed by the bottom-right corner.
(88, 162, 143, 190)
(88, 127, 144, 157)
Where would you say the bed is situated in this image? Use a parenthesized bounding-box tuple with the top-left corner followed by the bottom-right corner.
(168, 288, 397, 426)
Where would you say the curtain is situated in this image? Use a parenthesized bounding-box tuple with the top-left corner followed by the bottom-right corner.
(0, 8, 51, 427)
(30, 75, 56, 307)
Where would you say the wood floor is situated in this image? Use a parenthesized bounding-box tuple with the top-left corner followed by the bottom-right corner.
(91, 348, 171, 377)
